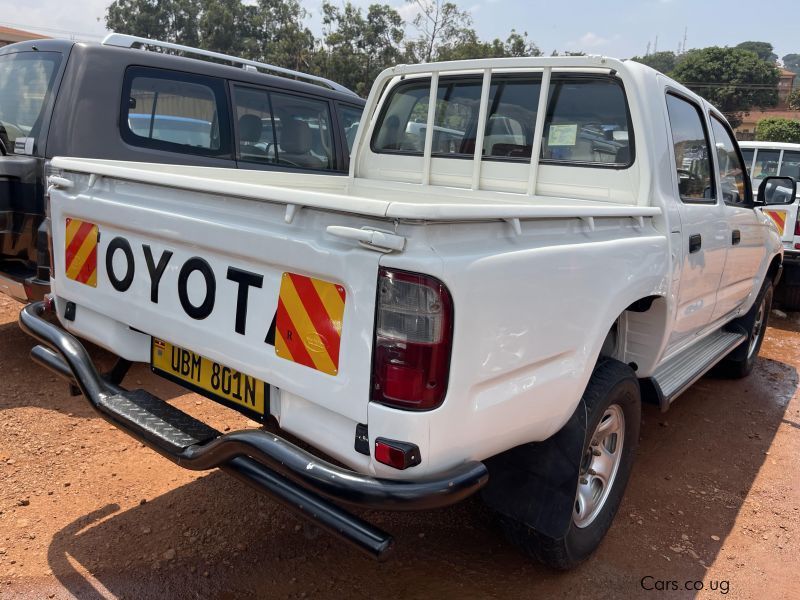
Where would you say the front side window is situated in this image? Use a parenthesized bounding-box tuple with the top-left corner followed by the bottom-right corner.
(371, 74, 632, 167)
(665, 93, 714, 202)
(0, 51, 62, 153)
(779, 150, 800, 180)
(122, 68, 228, 155)
(710, 115, 747, 204)
(338, 104, 364, 155)
(752, 149, 780, 180)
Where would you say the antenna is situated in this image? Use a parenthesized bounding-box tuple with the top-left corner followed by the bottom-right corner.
(653, 35, 658, 54)
(645, 41, 651, 56)
(682, 26, 688, 54)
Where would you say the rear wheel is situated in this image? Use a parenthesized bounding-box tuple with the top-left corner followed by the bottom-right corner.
(490, 359, 641, 569)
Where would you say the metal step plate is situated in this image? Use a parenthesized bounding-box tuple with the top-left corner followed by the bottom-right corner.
(654, 329, 746, 403)
(98, 389, 220, 452)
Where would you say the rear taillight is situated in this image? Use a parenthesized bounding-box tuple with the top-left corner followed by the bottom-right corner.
(795, 217, 800, 237)
(370, 268, 453, 410)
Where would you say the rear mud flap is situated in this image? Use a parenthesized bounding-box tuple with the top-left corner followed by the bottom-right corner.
(481, 400, 587, 540)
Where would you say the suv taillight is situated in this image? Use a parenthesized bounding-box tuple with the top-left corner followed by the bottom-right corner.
(371, 268, 453, 410)
(795, 214, 800, 238)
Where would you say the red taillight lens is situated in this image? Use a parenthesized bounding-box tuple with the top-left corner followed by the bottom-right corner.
(795, 217, 800, 237)
(374, 438, 421, 470)
(370, 268, 453, 410)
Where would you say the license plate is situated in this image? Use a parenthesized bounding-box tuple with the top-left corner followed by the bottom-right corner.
(151, 338, 268, 421)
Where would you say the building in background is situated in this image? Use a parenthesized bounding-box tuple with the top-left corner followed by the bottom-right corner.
(0, 25, 49, 48)
(737, 68, 798, 140)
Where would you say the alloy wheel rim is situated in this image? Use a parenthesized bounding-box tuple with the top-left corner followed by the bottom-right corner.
(573, 404, 625, 529)
(747, 296, 766, 359)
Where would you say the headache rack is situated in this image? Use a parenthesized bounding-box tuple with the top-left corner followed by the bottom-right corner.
(353, 55, 635, 196)
(102, 33, 357, 96)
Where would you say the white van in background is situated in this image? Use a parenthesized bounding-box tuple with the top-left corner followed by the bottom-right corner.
(740, 141, 800, 308)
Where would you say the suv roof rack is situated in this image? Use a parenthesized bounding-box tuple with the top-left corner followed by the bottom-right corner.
(102, 33, 357, 97)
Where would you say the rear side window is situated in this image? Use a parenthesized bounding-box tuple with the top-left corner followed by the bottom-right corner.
(121, 67, 230, 156)
(779, 151, 800, 180)
(233, 85, 335, 171)
(371, 74, 633, 167)
(665, 93, 715, 202)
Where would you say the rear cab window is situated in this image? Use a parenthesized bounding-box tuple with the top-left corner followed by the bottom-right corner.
(0, 50, 62, 154)
(121, 67, 231, 156)
(371, 73, 634, 168)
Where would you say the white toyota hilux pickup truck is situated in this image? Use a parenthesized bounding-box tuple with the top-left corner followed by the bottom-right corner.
(21, 56, 795, 568)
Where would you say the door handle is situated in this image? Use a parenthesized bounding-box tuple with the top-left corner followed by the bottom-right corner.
(689, 234, 702, 253)
(732, 230, 741, 245)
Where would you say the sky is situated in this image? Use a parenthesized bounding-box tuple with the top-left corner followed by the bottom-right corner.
(0, 0, 797, 62)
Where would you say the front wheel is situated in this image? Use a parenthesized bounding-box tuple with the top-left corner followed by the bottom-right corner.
(489, 359, 641, 569)
(723, 280, 772, 379)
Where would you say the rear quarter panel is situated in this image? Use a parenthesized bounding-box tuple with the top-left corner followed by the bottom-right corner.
(372, 217, 670, 470)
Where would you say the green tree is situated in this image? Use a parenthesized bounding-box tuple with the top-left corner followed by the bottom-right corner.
(755, 117, 800, 143)
(504, 30, 541, 58)
(316, 2, 405, 96)
(405, 0, 473, 62)
(784, 53, 800, 73)
(245, 0, 315, 71)
(736, 41, 778, 63)
(631, 51, 678, 74)
(671, 46, 780, 128)
(107, 0, 315, 71)
(106, 0, 201, 45)
(787, 89, 800, 111)
(198, 0, 249, 57)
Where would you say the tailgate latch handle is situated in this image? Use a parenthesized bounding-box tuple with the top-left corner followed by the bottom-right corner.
(47, 175, 74, 191)
(326, 226, 406, 253)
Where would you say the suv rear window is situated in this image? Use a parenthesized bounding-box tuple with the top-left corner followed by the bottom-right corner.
(371, 74, 633, 167)
(121, 67, 230, 156)
(0, 51, 62, 154)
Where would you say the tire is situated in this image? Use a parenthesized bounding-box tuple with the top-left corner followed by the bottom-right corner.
(493, 359, 641, 569)
(723, 279, 773, 379)
(780, 284, 800, 312)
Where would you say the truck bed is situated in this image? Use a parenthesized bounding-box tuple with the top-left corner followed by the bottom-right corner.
(50, 158, 661, 222)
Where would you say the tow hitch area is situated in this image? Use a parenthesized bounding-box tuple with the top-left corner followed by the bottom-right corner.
(18, 300, 488, 560)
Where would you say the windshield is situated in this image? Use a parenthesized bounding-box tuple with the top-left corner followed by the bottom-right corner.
(0, 51, 62, 154)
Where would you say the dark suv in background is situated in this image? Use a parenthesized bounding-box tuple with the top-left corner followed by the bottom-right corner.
(0, 34, 364, 303)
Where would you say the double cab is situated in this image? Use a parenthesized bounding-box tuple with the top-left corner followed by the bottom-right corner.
(21, 55, 792, 568)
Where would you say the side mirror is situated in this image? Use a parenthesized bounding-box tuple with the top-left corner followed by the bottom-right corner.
(758, 176, 796, 205)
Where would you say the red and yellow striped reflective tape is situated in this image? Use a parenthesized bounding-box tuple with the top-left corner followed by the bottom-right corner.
(64, 218, 98, 287)
(275, 273, 345, 376)
(764, 209, 787, 234)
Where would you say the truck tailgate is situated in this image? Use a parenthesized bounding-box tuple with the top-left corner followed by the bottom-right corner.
(49, 174, 383, 424)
